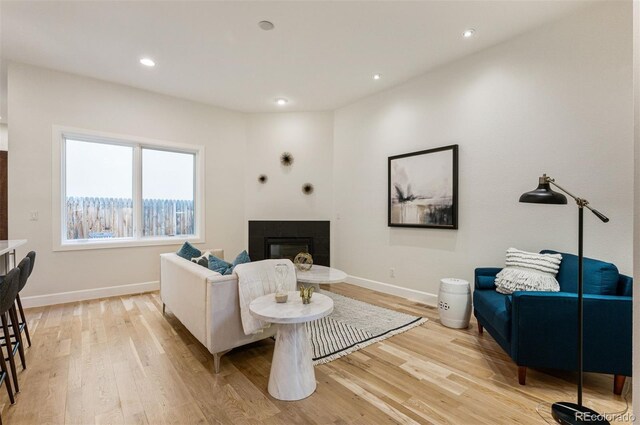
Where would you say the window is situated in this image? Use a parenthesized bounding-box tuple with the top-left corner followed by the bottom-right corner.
(55, 127, 204, 250)
(65, 140, 134, 240)
(142, 148, 195, 237)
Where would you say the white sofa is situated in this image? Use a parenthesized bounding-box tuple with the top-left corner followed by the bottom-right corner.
(160, 249, 276, 372)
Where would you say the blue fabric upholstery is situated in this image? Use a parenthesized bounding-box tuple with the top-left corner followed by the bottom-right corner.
(177, 242, 201, 261)
(473, 249, 633, 380)
(222, 250, 251, 275)
(473, 290, 511, 342)
(233, 250, 251, 266)
(618, 275, 633, 297)
(541, 250, 619, 295)
(476, 275, 498, 290)
(208, 255, 232, 275)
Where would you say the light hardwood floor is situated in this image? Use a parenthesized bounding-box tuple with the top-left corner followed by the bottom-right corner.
(0, 284, 631, 424)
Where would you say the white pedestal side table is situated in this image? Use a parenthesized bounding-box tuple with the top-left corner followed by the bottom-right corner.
(295, 265, 347, 290)
(249, 291, 333, 401)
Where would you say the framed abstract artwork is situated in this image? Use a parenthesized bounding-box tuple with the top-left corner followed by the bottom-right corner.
(388, 144, 458, 229)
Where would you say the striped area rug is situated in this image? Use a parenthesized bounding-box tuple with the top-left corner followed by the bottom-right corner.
(306, 290, 427, 365)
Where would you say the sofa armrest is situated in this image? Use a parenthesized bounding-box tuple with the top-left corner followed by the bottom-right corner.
(510, 292, 632, 376)
(205, 273, 277, 354)
(618, 274, 633, 297)
(160, 253, 221, 346)
(207, 273, 238, 284)
(474, 268, 502, 290)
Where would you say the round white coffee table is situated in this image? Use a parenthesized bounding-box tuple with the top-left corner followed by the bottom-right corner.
(296, 265, 347, 290)
(249, 291, 333, 401)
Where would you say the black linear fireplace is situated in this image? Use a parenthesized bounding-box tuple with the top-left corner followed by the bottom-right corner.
(249, 221, 330, 266)
(266, 237, 313, 260)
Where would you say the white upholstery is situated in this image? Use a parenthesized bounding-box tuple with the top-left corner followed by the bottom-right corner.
(160, 250, 276, 368)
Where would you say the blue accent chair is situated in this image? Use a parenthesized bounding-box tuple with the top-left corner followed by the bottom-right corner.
(473, 250, 632, 394)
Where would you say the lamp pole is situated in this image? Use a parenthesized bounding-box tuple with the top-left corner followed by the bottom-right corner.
(577, 203, 584, 407)
(520, 175, 609, 425)
(547, 176, 606, 406)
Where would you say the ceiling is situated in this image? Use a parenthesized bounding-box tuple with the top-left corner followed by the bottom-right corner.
(0, 1, 592, 120)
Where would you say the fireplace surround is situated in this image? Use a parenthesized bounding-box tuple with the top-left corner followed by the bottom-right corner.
(248, 221, 330, 266)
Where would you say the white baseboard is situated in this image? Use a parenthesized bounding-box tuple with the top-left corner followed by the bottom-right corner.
(22, 277, 434, 309)
(21, 281, 160, 308)
(345, 275, 438, 307)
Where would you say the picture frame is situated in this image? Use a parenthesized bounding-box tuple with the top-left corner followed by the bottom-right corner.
(388, 144, 458, 229)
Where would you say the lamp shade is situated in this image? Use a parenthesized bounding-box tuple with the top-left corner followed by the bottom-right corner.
(519, 177, 567, 204)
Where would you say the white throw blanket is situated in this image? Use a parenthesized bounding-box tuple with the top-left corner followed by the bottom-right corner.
(235, 259, 297, 335)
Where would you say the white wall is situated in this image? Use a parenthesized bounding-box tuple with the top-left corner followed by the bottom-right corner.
(245, 112, 334, 221)
(333, 2, 633, 302)
(8, 63, 247, 302)
(0, 124, 7, 151)
(244, 112, 334, 260)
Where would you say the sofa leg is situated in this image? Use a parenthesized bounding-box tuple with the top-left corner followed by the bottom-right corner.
(518, 366, 526, 385)
(162, 303, 166, 315)
(478, 323, 483, 335)
(213, 350, 231, 374)
(613, 375, 625, 395)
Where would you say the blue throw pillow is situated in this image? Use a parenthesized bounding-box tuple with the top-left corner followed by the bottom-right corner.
(234, 250, 251, 267)
(224, 250, 252, 275)
(208, 255, 232, 275)
(476, 276, 496, 290)
(177, 242, 201, 260)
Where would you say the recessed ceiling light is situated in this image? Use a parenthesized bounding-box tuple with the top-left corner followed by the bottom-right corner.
(463, 29, 476, 38)
(259, 21, 275, 31)
(373, 73, 382, 80)
(139, 57, 156, 67)
(275, 98, 288, 106)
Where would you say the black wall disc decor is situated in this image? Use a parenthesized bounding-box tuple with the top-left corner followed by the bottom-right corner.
(302, 183, 314, 195)
(280, 152, 294, 167)
(258, 174, 268, 184)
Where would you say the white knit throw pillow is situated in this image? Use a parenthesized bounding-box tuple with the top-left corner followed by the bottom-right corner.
(495, 248, 562, 294)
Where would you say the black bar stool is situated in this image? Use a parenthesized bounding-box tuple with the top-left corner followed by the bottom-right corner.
(7, 257, 29, 371)
(0, 267, 20, 405)
(14, 252, 35, 347)
(0, 257, 28, 398)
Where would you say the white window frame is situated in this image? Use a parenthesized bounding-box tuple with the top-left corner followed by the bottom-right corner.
(52, 125, 205, 251)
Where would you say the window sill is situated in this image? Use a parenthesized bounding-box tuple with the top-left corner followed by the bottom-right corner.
(53, 236, 205, 252)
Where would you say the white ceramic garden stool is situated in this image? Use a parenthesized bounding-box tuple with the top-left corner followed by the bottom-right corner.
(438, 278, 471, 329)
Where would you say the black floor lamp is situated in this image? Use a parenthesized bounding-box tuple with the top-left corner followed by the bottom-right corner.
(519, 174, 609, 425)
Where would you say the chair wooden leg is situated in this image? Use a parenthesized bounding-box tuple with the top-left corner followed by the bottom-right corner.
(16, 295, 31, 347)
(1, 313, 18, 393)
(613, 375, 625, 395)
(0, 339, 14, 405)
(518, 366, 527, 385)
(478, 323, 483, 335)
(9, 307, 25, 370)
